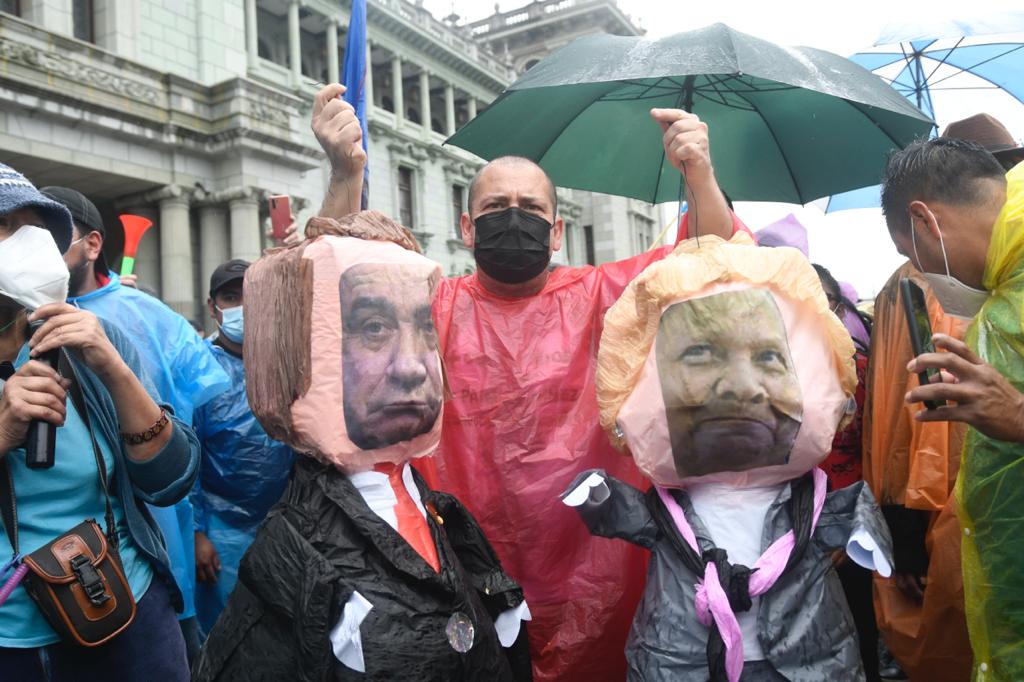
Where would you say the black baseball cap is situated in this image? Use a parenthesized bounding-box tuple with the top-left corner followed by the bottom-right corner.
(39, 186, 109, 273)
(209, 259, 250, 298)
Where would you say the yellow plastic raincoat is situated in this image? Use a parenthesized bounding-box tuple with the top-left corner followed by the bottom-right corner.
(959, 162, 1024, 681)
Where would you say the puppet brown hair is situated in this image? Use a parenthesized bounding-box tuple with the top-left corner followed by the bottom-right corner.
(244, 211, 422, 445)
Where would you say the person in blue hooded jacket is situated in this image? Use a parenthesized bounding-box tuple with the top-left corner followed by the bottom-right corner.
(40, 187, 230, 660)
(192, 259, 295, 637)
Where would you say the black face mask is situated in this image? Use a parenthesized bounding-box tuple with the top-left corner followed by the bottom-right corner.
(472, 207, 553, 284)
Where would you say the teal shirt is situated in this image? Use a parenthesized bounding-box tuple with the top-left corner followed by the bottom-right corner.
(0, 344, 153, 647)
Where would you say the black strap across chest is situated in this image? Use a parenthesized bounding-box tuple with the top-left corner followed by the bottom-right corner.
(0, 350, 117, 555)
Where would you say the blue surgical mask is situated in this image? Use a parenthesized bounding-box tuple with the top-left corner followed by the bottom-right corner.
(217, 305, 244, 343)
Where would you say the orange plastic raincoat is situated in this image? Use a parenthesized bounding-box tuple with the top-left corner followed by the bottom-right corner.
(862, 262, 971, 682)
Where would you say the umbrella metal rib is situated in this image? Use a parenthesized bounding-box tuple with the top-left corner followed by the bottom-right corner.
(841, 98, 908, 153)
(703, 75, 755, 111)
(710, 75, 804, 203)
(924, 37, 964, 84)
(597, 76, 788, 112)
(926, 44, 1024, 89)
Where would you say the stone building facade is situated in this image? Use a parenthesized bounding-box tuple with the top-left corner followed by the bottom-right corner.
(0, 0, 662, 326)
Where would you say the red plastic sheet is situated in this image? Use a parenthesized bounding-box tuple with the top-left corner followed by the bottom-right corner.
(419, 212, 749, 681)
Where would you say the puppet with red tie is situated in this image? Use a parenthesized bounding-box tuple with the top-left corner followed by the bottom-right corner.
(193, 212, 531, 681)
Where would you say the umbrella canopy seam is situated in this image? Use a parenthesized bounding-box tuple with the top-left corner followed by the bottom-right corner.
(734, 88, 803, 203)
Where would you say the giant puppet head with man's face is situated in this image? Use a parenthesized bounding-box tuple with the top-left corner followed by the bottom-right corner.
(243, 212, 443, 473)
(597, 233, 857, 489)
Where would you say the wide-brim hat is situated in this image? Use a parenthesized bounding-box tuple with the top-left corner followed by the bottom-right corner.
(942, 113, 1024, 160)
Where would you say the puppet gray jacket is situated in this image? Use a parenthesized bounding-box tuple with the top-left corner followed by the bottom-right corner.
(570, 472, 893, 682)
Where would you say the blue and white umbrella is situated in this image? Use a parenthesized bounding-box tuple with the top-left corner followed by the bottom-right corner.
(827, 13, 1024, 211)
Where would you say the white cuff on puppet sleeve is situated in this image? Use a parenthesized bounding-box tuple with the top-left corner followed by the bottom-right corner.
(329, 591, 374, 672)
(561, 472, 609, 507)
(494, 600, 532, 648)
(847, 528, 893, 578)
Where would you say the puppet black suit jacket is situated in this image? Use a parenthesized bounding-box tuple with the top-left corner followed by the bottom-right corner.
(192, 456, 532, 682)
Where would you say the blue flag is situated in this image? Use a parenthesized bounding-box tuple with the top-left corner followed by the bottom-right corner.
(341, 0, 369, 209)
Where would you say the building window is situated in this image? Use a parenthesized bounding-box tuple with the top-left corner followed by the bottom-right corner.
(633, 214, 655, 252)
(398, 166, 415, 228)
(451, 185, 465, 238)
(583, 224, 596, 265)
(0, 0, 19, 16)
(256, 7, 288, 68)
(72, 0, 94, 42)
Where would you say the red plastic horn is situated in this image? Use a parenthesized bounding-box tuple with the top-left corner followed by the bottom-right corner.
(118, 214, 153, 276)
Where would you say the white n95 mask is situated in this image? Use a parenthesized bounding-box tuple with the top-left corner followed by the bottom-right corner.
(911, 216, 988, 319)
(0, 225, 70, 310)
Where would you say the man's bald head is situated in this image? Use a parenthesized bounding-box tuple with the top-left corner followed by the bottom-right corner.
(467, 156, 558, 221)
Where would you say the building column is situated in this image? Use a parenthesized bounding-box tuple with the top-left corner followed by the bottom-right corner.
(158, 189, 195, 318)
(390, 55, 403, 123)
(468, 97, 477, 120)
(229, 192, 262, 262)
(288, 0, 302, 84)
(244, 0, 259, 68)
(326, 16, 339, 85)
(365, 40, 374, 115)
(419, 70, 431, 132)
(198, 204, 229, 296)
(123, 205, 160, 293)
(444, 83, 456, 136)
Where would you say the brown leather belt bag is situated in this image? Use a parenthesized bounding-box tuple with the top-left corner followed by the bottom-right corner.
(1, 352, 136, 646)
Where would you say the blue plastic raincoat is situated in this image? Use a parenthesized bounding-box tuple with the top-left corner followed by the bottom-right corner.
(69, 272, 231, 620)
(192, 340, 295, 635)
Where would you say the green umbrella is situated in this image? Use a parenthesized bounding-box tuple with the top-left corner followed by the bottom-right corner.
(446, 23, 934, 204)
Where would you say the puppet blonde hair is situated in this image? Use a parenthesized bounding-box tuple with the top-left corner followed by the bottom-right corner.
(597, 232, 857, 451)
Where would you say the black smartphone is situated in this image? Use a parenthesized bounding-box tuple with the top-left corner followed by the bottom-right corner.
(899, 278, 945, 410)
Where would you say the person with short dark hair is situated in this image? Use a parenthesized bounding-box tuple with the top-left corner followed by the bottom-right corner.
(191, 259, 294, 638)
(42, 186, 230, 661)
(0, 162, 199, 681)
(881, 139, 1024, 678)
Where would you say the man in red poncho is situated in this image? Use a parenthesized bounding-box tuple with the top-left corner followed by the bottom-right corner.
(311, 83, 749, 681)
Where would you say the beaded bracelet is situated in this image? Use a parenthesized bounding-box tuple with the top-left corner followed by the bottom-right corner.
(121, 411, 170, 445)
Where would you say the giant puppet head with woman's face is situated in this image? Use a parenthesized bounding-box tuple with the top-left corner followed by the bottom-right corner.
(597, 233, 857, 489)
(243, 212, 443, 474)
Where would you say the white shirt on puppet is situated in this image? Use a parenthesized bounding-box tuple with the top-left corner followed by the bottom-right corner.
(329, 462, 531, 671)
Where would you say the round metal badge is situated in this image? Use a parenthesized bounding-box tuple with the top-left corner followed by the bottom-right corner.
(446, 611, 475, 652)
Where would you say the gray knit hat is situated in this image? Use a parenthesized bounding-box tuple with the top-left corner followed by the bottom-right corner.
(0, 162, 74, 253)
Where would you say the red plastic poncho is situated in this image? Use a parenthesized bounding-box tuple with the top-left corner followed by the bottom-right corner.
(419, 212, 750, 681)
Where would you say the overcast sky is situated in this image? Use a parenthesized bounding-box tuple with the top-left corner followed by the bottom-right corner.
(423, 0, 1024, 297)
